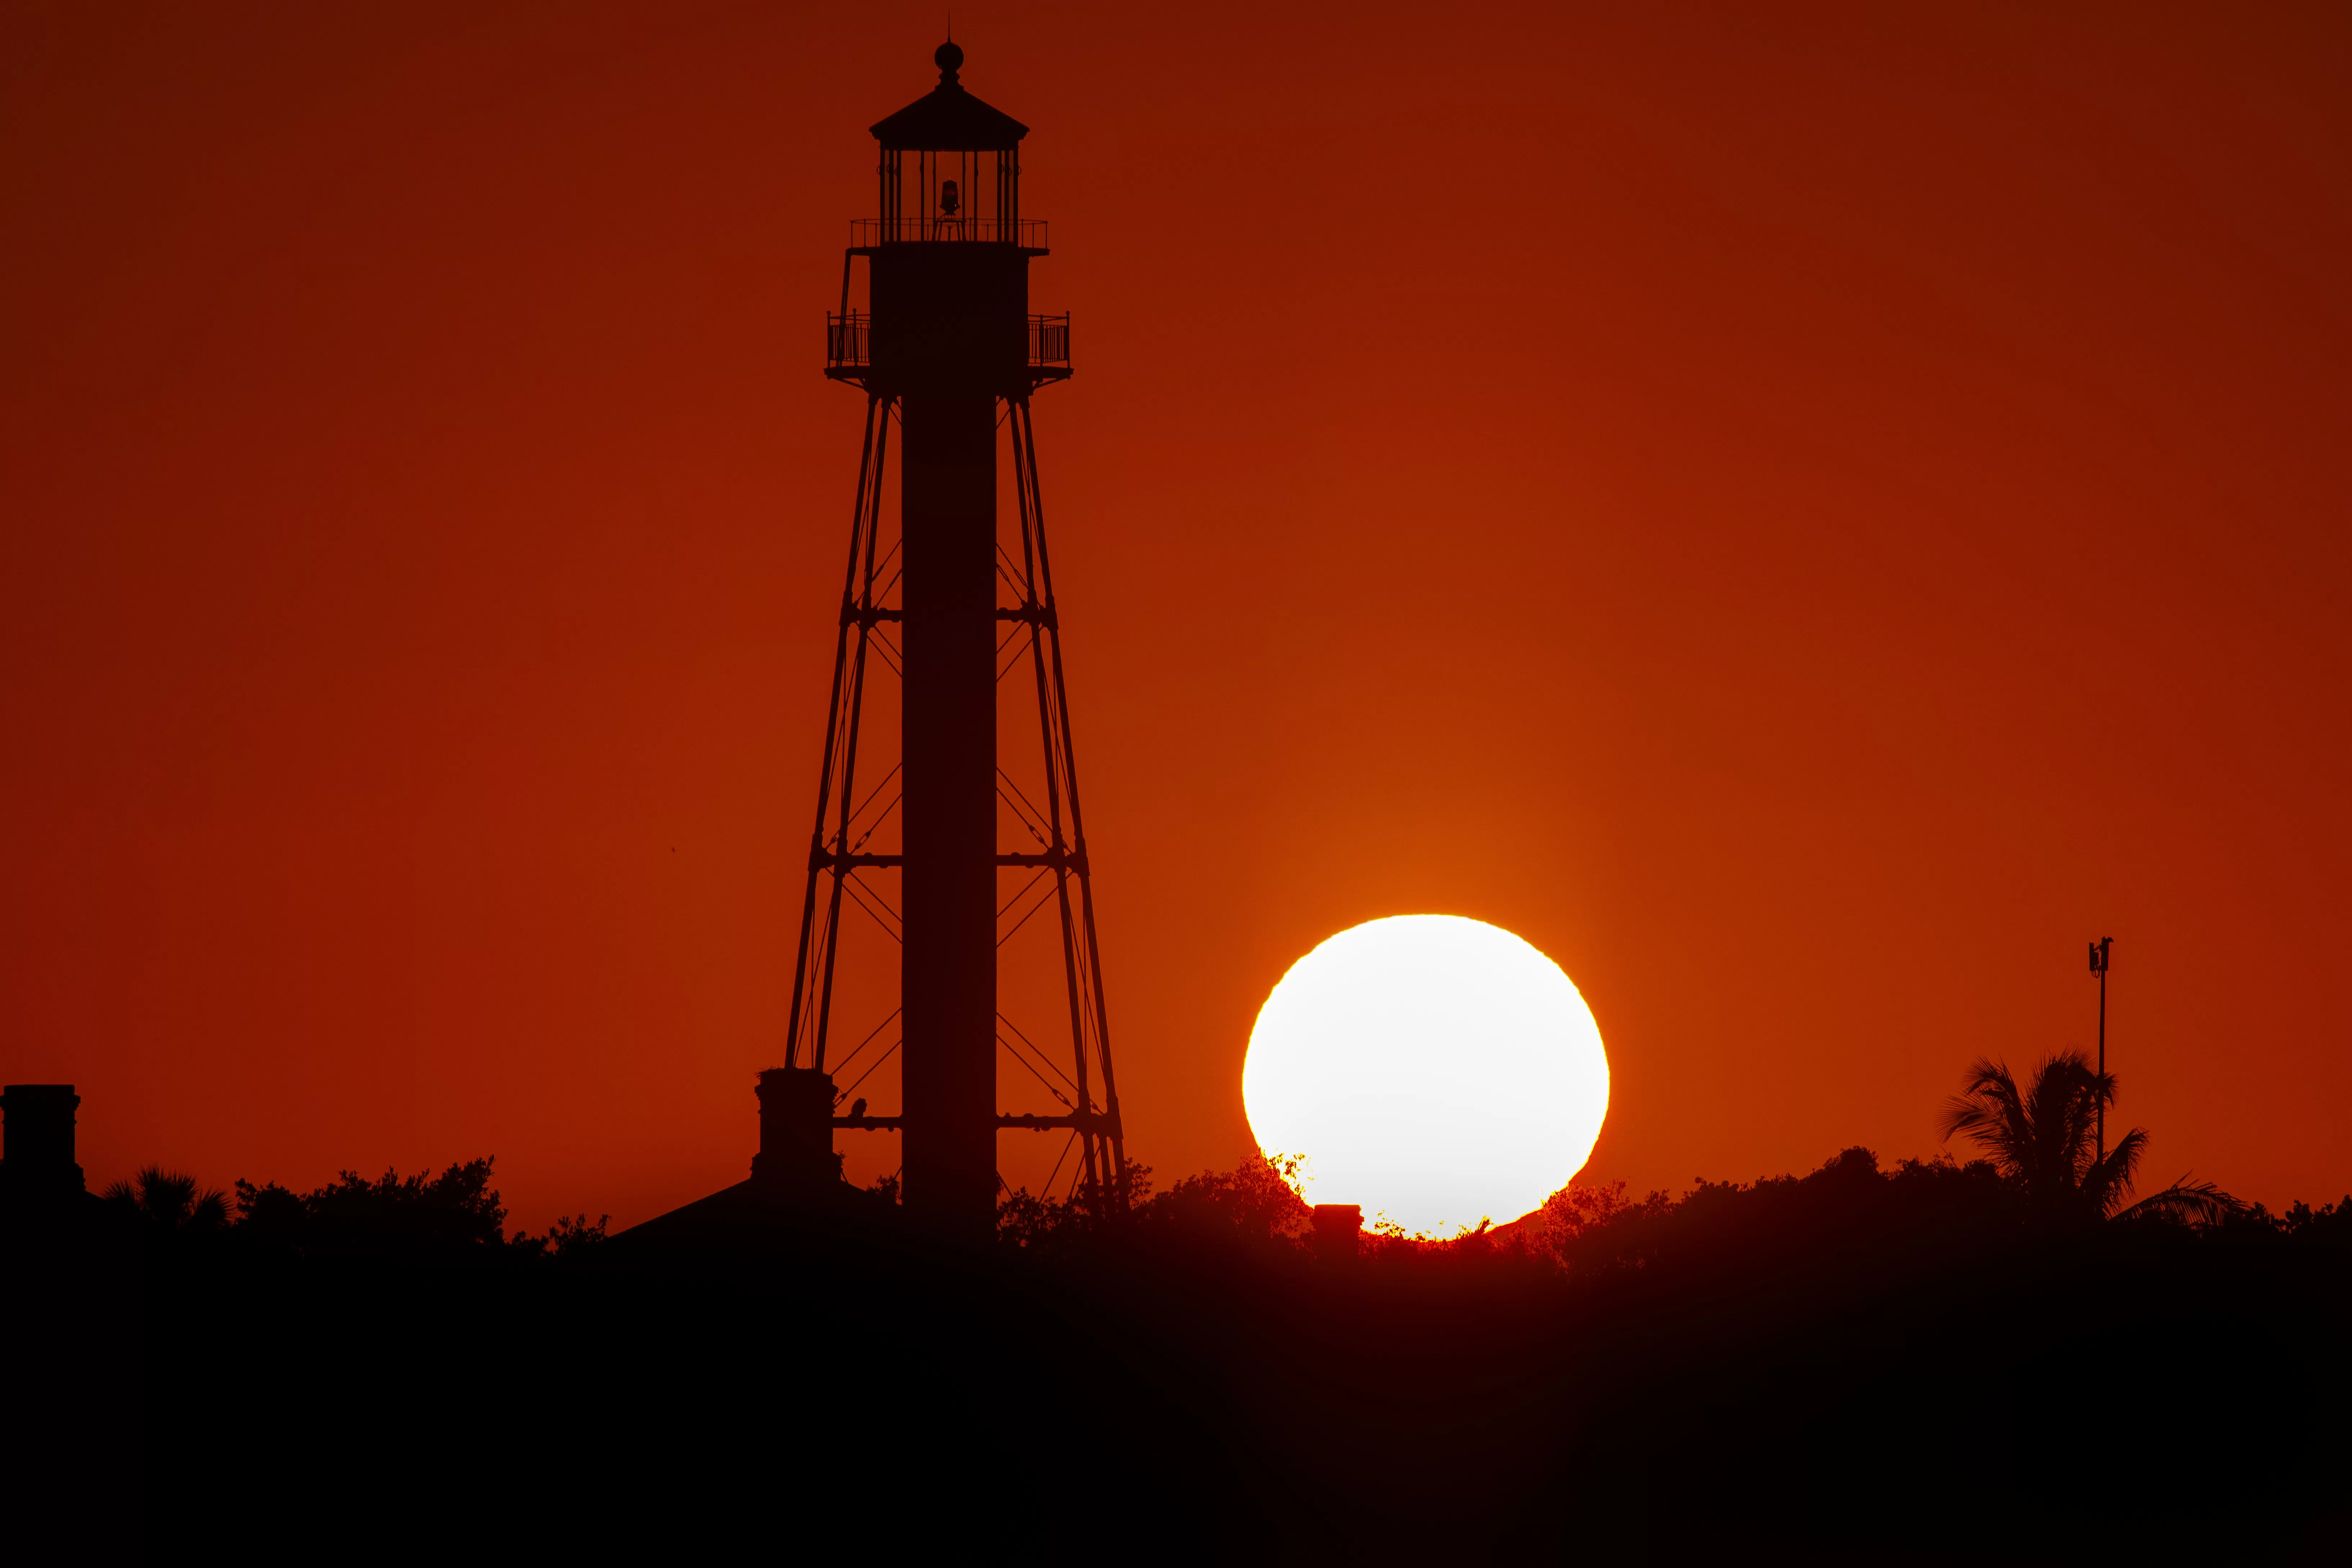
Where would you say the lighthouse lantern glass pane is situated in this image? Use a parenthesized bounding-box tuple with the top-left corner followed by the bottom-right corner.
(878, 148, 1021, 242)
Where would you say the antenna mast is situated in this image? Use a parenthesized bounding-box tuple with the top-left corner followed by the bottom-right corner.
(2089, 936, 2113, 1161)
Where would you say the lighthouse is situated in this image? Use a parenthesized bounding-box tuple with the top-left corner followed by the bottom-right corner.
(781, 43, 1124, 1239)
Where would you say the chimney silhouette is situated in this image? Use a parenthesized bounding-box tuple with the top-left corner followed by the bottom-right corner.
(752, 1068, 841, 1189)
(1, 1084, 87, 1200)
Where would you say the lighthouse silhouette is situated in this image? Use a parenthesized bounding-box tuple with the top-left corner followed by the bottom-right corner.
(773, 42, 1125, 1240)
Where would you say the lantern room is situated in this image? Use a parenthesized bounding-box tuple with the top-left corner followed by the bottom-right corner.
(865, 42, 1035, 246)
(831, 43, 1066, 396)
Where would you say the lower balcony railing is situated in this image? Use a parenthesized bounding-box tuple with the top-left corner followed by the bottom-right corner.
(825, 312, 1072, 374)
(827, 312, 870, 368)
(1027, 315, 1069, 368)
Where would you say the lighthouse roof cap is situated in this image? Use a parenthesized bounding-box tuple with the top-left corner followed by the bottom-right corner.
(870, 42, 1029, 150)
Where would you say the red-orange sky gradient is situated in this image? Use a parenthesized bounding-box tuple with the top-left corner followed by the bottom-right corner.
(5, 4, 2348, 1231)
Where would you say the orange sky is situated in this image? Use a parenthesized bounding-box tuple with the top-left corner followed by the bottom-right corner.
(5, 3, 2348, 1230)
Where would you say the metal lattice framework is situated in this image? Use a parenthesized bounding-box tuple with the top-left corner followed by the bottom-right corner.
(783, 387, 1126, 1211)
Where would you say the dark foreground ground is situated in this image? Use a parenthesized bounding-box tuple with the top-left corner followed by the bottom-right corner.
(7, 1172, 2348, 1564)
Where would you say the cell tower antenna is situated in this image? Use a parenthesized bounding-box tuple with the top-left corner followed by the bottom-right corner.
(2089, 936, 2113, 1161)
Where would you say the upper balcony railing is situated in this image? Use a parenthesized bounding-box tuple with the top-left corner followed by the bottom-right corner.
(851, 217, 1047, 248)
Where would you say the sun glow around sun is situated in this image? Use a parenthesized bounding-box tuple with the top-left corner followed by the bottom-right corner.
(1241, 915, 1610, 1236)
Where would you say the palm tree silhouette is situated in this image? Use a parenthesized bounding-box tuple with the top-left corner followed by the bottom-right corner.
(1938, 1051, 2236, 1225)
(102, 1166, 231, 1233)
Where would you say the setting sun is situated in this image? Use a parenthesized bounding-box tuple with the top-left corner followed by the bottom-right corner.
(1241, 916, 1610, 1235)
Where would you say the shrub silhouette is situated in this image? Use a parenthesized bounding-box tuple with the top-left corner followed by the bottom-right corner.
(234, 1157, 517, 1262)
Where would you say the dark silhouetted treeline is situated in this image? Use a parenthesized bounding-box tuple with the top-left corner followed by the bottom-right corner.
(225, 1158, 607, 1261)
(32, 1059, 2350, 1563)
(119, 1139, 2346, 1561)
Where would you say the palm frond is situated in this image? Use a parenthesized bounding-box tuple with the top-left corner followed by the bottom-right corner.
(137, 1166, 199, 1226)
(2081, 1127, 2148, 1217)
(1939, 1058, 2029, 1173)
(2114, 1176, 2241, 1229)
(2020, 1051, 2095, 1198)
(100, 1166, 231, 1230)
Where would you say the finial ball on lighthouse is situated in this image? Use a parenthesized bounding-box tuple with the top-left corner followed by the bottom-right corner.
(935, 41, 964, 81)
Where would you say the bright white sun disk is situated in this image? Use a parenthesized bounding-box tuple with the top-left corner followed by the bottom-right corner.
(1241, 915, 1609, 1236)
